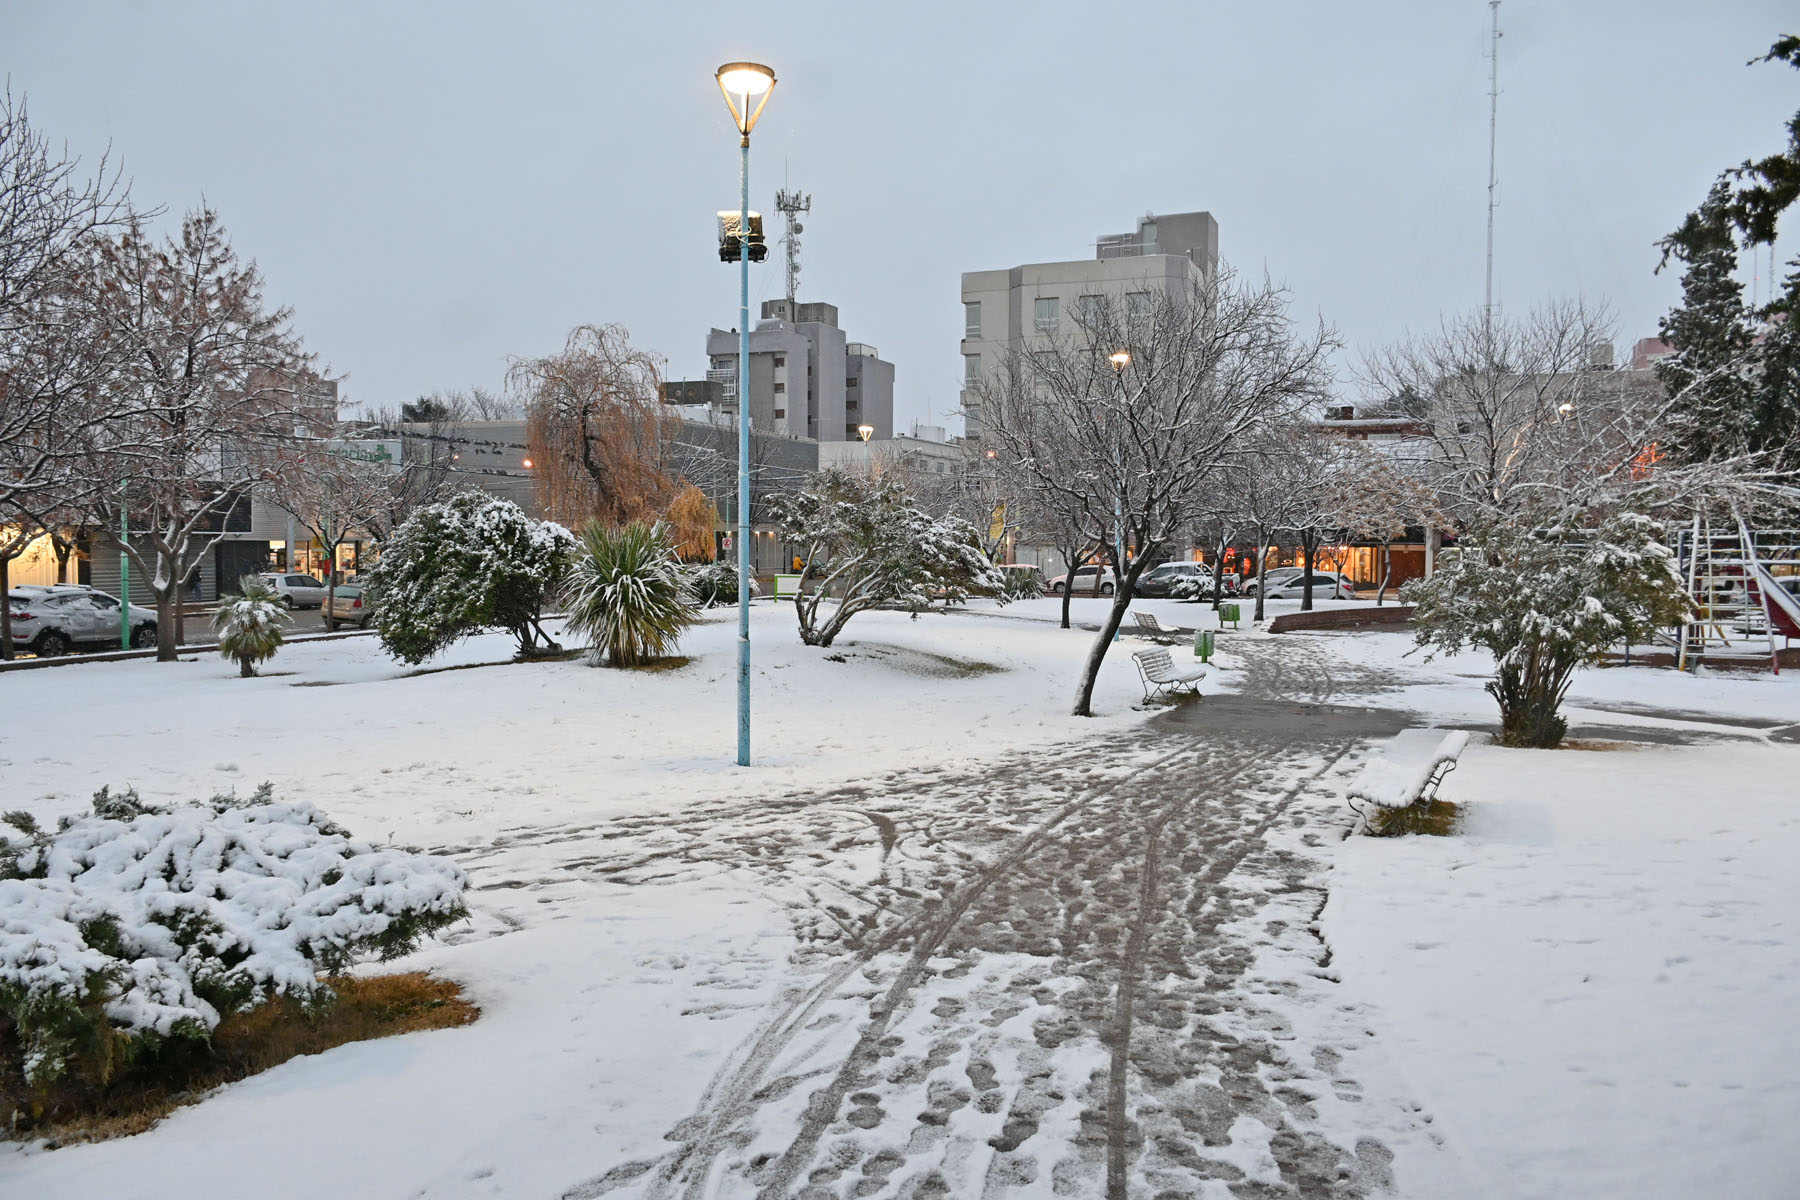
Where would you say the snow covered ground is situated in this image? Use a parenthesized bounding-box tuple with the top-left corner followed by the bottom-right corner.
(3, 596, 1797, 1198)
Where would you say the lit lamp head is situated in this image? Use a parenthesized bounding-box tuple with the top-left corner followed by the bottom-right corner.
(716, 62, 776, 141)
(857, 424, 875, 443)
(1108, 350, 1132, 372)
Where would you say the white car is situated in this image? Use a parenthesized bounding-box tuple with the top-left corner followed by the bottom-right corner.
(1258, 571, 1360, 601)
(7, 586, 159, 656)
(1241, 567, 1305, 597)
(258, 573, 329, 609)
(1048, 566, 1118, 596)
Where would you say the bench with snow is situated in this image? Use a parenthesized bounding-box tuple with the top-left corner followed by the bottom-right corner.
(1346, 729, 1469, 834)
(1131, 610, 1190, 646)
(1131, 646, 1207, 701)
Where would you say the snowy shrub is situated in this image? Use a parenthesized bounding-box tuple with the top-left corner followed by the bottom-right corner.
(683, 559, 753, 608)
(769, 468, 1006, 647)
(562, 520, 696, 667)
(1403, 512, 1690, 748)
(366, 490, 574, 664)
(0, 785, 467, 1095)
(211, 575, 289, 677)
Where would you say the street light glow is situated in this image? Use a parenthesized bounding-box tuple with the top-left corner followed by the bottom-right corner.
(716, 62, 776, 135)
(1109, 350, 1132, 369)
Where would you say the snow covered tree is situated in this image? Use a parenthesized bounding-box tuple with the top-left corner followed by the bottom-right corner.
(0, 784, 466, 1097)
(211, 575, 288, 677)
(562, 520, 695, 667)
(1326, 442, 1445, 605)
(974, 271, 1335, 713)
(266, 439, 405, 612)
(1656, 181, 1760, 462)
(1402, 511, 1690, 748)
(365, 491, 573, 664)
(769, 467, 1003, 648)
(77, 207, 317, 661)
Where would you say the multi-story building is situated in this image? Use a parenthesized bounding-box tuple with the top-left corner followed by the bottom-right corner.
(959, 210, 1219, 437)
(699, 299, 895, 444)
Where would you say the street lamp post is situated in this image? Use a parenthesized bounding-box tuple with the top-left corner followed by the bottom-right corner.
(716, 61, 776, 767)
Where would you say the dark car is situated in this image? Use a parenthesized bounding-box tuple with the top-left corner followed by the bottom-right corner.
(1134, 561, 1207, 598)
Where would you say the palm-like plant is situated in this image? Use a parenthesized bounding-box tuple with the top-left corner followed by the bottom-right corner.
(212, 575, 290, 677)
(564, 521, 696, 667)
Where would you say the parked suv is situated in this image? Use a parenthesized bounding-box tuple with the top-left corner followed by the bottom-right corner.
(1240, 567, 1305, 598)
(258, 573, 328, 609)
(7, 586, 158, 656)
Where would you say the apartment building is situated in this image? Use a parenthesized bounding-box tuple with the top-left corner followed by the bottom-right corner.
(959, 210, 1219, 437)
(699, 299, 895, 444)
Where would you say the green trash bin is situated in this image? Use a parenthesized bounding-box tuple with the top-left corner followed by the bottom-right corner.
(1194, 628, 1214, 662)
(1221, 602, 1241, 629)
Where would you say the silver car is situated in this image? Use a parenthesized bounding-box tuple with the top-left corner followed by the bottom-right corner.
(258, 573, 329, 609)
(322, 583, 373, 630)
(7, 586, 159, 655)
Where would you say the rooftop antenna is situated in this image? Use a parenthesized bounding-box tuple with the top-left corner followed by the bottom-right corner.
(1484, 0, 1503, 335)
(775, 186, 811, 304)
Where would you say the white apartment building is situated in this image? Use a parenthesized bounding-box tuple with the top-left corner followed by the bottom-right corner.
(703, 299, 895, 444)
(959, 210, 1218, 437)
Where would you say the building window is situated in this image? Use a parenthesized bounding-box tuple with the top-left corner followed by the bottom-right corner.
(773, 408, 785, 419)
(1076, 294, 1104, 325)
(964, 301, 981, 337)
(847, 397, 859, 409)
(1125, 292, 1152, 322)
(773, 382, 785, 393)
(1031, 350, 1056, 372)
(773, 355, 785, 367)
(964, 353, 980, 386)
(846, 377, 858, 387)
(1034, 296, 1060, 332)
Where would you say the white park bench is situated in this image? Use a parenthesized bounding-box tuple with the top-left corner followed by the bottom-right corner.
(1346, 729, 1470, 833)
(1131, 610, 1187, 646)
(1131, 647, 1207, 701)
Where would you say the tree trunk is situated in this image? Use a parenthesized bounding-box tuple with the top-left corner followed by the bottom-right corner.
(0, 555, 13, 661)
(1210, 541, 1228, 612)
(155, 587, 180, 662)
(1070, 555, 1152, 717)
(1253, 547, 1269, 623)
(1300, 531, 1317, 612)
(239, 656, 255, 678)
(1376, 538, 1393, 606)
(1487, 666, 1569, 748)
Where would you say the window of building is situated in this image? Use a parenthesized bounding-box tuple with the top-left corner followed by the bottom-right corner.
(846, 377, 858, 387)
(964, 301, 981, 337)
(773, 355, 785, 367)
(964, 353, 980, 386)
(1031, 350, 1056, 372)
(773, 382, 785, 393)
(1076, 294, 1104, 325)
(773, 408, 785, 419)
(1125, 292, 1152, 321)
(1034, 296, 1060, 332)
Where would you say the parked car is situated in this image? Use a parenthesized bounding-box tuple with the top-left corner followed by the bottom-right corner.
(1240, 567, 1305, 598)
(7, 587, 158, 656)
(322, 584, 372, 630)
(1258, 572, 1360, 601)
(1134, 561, 1208, 598)
(1048, 566, 1117, 596)
(258, 573, 329, 609)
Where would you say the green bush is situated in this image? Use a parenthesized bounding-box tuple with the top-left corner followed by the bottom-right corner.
(563, 520, 697, 667)
(211, 576, 288, 677)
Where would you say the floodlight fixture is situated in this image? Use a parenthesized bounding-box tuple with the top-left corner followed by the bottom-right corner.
(857, 424, 875, 443)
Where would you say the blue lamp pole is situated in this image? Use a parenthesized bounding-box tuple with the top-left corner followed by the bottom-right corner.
(716, 62, 776, 767)
(1108, 350, 1132, 642)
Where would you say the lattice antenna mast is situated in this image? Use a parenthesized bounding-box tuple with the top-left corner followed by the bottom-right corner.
(1484, 0, 1503, 336)
(775, 187, 811, 304)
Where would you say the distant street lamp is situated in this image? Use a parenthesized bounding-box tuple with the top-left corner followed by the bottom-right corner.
(717, 60, 776, 768)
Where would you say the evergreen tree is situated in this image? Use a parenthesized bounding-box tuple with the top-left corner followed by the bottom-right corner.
(1656, 181, 1757, 461)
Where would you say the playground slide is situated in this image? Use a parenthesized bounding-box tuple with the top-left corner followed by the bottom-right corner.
(1750, 560, 1800, 638)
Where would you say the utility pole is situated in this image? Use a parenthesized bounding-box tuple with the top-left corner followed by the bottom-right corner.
(1484, 0, 1502, 336)
(775, 187, 810, 305)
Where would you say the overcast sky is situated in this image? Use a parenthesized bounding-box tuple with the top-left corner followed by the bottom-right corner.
(6, 1, 1796, 435)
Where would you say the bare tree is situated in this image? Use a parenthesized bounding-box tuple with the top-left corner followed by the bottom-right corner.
(512, 323, 676, 528)
(267, 440, 405, 611)
(80, 208, 314, 661)
(977, 269, 1336, 715)
(1325, 441, 1444, 605)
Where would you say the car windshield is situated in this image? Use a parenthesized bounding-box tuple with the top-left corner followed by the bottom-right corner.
(334, 586, 363, 597)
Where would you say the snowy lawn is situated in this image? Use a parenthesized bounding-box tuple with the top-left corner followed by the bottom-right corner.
(3, 598, 1797, 1199)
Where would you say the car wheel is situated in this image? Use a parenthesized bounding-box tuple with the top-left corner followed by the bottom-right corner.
(1102, 583, 1115, 596)
(130, 625, 156, 649)
(281, 595, 295, 610)
(1051, 582, 1065, 594)
(35, 630, 71, 657)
